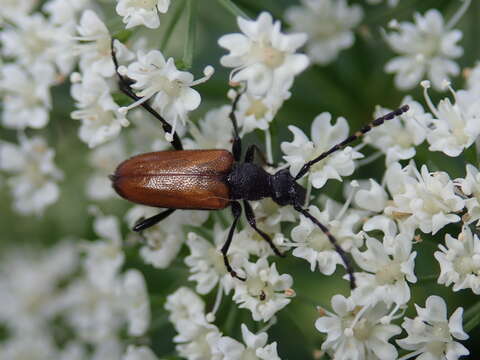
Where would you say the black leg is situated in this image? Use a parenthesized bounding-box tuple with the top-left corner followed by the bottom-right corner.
(228, 89, 244, 161)
(133, 209, 176, 232)
(243, 201, 284, 257)
(294, 105, 410, 180)
(111, 39, 183, 150)
(293, 204, 356, 289)
(221, 201, 245, 280)
(244, 145, 275, 167)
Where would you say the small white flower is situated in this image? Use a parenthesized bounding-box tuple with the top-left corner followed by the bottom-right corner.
(315, 295, 401, 360)
(422, 80, 480, 157)
(185, 227, 242, 295)
(385, 162, 465, 235)
(281, 112, 364, 189)
(116, 0, 170, 29)
(285, 0, 363, 65)
(397, 295, 469, 360)
(120, 49, 213, 141)
(465, 61, 480, 95)
(456, 164, 480, 224)
(289, 201, 364, 275)
(86, 138, 127, 200)
(352, 233, 417, 307)
(83, 213, 125, 291)
(0, 0, 38, 22)
(123, 345, 158, 360)
(435, 227, 480, 294)
(71, 71, 129, 148)
(184, 105, 233, 150)
(165, 287, 207, 334)
(351, 179, 389, 213)
(176, 324, 223, 360)
(216, 323, 281, 360)
(0, 13, 75, 74)
(218, 12, 309, 96)
(119, 269, 150, 336)
(383, 8, 464, 90)
(0, 334, 58, 360)
(0, 135, 63, 215)
(232, 257, 293, 322)
(126, 205, 208, 269)
(0, 63, 55, 130)
(43, 0, 91, 25)
(75, 10, 132, 77)
(363, 96, 429, 164)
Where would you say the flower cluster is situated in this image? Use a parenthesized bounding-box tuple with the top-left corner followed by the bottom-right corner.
(1, 1, 478, 360)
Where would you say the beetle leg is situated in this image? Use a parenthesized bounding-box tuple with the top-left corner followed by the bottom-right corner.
(133, 209, 176, 232)
(243, 201, 285, 257)
(221, 201, 246, 281)
(228, 90, 244, 162)
(111, 39, 183, 151)
(244, 145, 275, 167)
(293, 204, 356, 289)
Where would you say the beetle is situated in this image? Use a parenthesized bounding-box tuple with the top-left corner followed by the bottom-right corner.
(110, 44, 409, 288)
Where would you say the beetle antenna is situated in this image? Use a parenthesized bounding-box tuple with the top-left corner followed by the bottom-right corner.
(294, 204, 356, 289)
(228, 88, 246, 161)
(294, 105, 409, 180)
(110, 39, 184, 151)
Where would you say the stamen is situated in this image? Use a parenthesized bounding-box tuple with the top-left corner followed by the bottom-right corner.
(344, 303, 370, 337)
(335, 180, 358, 221)
(446, 0, 471, 30)
(206, 283, 224, 322)
(190, 65, 215, 86)
(421, 80, 440, 118)
(118, 94, 153, 115)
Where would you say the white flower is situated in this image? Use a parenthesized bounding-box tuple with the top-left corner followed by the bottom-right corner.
(465, 61, 480, 95)
(0, 63, 55, 130)
(397, 295, 469, 360)
(119, 269, 150, 336)
(218, 12, 309, 96)
(435, 227, 480, 294)
(351, 179, 389, 213)
(281, 112, 364, 189)
(43, 0, 91, 25)
(123, 345, 158, 360)
(116, 0, 170, 29)
(383, 9, 464, 90)
(125, 205, 208, 269)
(352, 233, 416, 307)
(216, 323, 281, 360)
(385, 162, 465, 235)
(289, 201, 364, 275)
(232, 257, 293, 322)
(315, 295, 401, 360)
(422, 80, 480, 157)
(83, 214, 125, 291)
(234, 91, 286, 136)
(285, 0, 363, 65)
(0, 13, 75, 74)
(456, 164, 480, 224)
(0, 135, 63, 215)
(184, 105, 233, 150)
(185, 226, 240, 295)
(120, 49, 213, 141)
(176, 324, 223, 360)
(0, 0, 38, 22)
(75, 10, 132, 77)
(0, 242, 78, 335)
(0, 333, 58, 360)
(362, 96, 429, 164)
(86, 138, 127, 200)
(71, 71, 129, 148)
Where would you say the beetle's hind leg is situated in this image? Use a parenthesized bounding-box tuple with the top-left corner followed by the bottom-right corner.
(222, 201, 246, 281)
(293, 204, 356, 289)
(243, 201, 284, 257)
(133, 209, 176, 232)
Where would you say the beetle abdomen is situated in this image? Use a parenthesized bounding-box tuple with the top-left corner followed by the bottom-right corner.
(112, 150, 234, 209)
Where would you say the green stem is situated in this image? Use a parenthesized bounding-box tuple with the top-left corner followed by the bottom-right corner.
(182, 0, 197, 69)
(217, 0, 250, 19)
(464, 299, 480, 321)
(160, 0, 186, 51)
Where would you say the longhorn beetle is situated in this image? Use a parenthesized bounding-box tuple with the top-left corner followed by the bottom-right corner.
(110, 43, 409, 288)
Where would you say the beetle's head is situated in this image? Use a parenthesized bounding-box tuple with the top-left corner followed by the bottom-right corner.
(271, 168, 306, 206)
